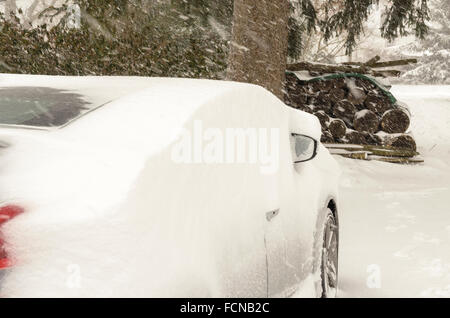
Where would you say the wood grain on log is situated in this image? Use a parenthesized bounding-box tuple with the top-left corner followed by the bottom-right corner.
(329, 87, 346, 103)
(364, 92, 393, 116)
(289, 92, 308, 107)
(384, 134, 417, 151)
(381, 108, 410, 133)
(314, 111, 330, 131)
(364, 133, 383, 146)
(333, 100, 357, 127)
(353, 110, 380, 133)
(321, 130, 334, 143)
(312, 94, 333, 113)
(329, 119, 346, 139)
(345, 130, 367, 145)
(355, 77, 376, 92)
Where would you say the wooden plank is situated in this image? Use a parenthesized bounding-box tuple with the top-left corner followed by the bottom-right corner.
(368, 155, 424, 164)
(370, 59, 418, 68)
(365, 55, 381, 66)
(288, 59, 416, 78)
(324, 143, 423, 164)
(286, 62, 370, 75)
(338, 152, 369, 160)
(325, 143, 418, 157)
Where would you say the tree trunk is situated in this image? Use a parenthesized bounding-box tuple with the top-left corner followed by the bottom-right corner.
(227, 0, 290, 100)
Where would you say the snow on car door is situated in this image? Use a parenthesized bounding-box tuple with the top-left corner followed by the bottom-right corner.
(264, 131, 320, 297)
(263, 135, 298, 297)
(264, 207, 292, 297)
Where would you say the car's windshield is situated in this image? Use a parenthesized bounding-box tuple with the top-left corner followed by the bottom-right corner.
(0, 86, 95, 128)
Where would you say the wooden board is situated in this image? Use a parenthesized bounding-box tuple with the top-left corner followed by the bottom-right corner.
(324, 143, 424, 164)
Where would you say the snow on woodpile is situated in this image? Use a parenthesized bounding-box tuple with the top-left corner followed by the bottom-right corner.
(284, 71, 417, 153)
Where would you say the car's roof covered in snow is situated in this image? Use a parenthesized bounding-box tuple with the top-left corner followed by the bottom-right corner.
(0, 74, 321, 144)
(0, 74, 261, 131)
(0, 74, 177, 130)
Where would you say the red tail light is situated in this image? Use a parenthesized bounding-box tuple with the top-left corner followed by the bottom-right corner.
(0, 204, 24, 270)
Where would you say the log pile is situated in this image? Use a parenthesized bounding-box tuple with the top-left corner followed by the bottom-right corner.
(284, 57, 420, 162)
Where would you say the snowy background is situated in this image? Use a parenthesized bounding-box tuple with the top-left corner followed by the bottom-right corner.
(338, 85, 450, 297)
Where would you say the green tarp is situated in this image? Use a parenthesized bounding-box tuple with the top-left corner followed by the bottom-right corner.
(286, 71, 397, 105)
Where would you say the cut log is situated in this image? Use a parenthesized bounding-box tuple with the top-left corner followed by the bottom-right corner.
(284, 73, 418, 158)
(322, 80, 336, 92)
(353, 110, 380, 133)
(308, 80, 333, 92)
(310, 94, 332, 113)
(332, 78, 347, 89)
(288, 92, 308, 107)
(364, 92, 393, 116)
(363, 132, 383, 146)
(384, 134, 417, 151)
(355, 77, 376, 92)
(333, 100, 357, 127)
(284, 74, 309, 108)
(381, 108, 410, 133)
(345, 130, 367, 145)
(314, 111, 330, 131)
(329, 119, 346, 139)
(321, 130, 334, 143)
(329, 88, 346, 103)
(347, 87, 367, 105)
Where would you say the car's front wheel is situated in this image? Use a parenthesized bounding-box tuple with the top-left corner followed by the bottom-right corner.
(320, 210, 339, 298)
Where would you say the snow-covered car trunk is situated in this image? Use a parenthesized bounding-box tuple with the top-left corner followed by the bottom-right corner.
(0, 75, 340, 297)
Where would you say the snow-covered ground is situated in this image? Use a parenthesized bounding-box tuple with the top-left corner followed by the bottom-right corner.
(338, 85, 450, 297)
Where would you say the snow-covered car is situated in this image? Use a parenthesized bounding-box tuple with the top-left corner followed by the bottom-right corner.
(0, 74, 340, 298)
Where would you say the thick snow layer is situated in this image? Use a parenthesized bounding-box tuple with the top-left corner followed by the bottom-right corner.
(338, 85, 450, 297)
(0, 75, 338, 297)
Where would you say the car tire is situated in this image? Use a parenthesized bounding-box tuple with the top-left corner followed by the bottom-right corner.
(320, 209, 339, 298)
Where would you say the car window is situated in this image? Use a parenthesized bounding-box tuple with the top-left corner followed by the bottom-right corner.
(0, 86, 93, 128)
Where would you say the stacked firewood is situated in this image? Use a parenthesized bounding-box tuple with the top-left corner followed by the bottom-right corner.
(284, 58, 418, 152)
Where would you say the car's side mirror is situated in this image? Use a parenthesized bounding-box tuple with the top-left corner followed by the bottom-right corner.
(291, 133, 318, 163)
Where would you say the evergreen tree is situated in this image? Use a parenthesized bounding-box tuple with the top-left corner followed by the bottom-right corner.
(0, 1, 231, 78)
(228, 0, 430, 98)
(288, 0, 430, 59)
(0, 0, 433, 87)
(399, 0, 449, 84)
